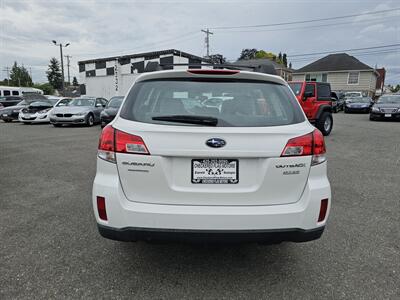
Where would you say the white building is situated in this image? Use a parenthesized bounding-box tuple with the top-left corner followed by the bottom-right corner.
(78, 49, 210, 99)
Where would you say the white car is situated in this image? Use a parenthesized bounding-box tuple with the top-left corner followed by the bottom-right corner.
(19, 98, 71, 124)
(92, 68, 331, 244)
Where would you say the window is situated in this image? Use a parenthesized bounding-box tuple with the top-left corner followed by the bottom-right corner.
(3, 90, 11, 96)
(120, 79, 305, 127)
(305, 73, 328, 82)
(317, 84, 331, 101)
(288, 83, 302, 96)
(348, 72, 359, 84)
(12, 91, 19, 96)
(305, 84, 315, 97)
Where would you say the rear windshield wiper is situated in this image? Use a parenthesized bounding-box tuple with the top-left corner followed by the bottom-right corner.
(152, 115, 218, 126)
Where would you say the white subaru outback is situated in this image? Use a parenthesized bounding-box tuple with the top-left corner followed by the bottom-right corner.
(92, 68, 331, 244)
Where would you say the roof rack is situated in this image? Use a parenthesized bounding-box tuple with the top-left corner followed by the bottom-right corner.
(142, 62, 277, 75)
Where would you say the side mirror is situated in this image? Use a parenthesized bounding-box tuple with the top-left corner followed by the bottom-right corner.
(303, 91, 313, 100)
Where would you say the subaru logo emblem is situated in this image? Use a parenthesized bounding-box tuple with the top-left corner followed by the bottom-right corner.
(206, 138, 226, 148)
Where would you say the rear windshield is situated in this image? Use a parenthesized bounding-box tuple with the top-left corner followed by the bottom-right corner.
(120, 79, 305, 127)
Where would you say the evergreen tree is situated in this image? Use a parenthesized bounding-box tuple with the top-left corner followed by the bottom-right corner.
(46, 57, 63, 89)
(282, 53, 288, 67)
(9, 62, 32, 86)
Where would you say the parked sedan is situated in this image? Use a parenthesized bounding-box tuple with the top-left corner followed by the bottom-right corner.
(50, 97, 108, 127)
(100, 96, 124, 127)
(370, 94, 400, 121)
(344, 97, 373, 113)
(0, 96, 24, 107)
(0, 94, 48, 122)
(18, 98, 71, 124)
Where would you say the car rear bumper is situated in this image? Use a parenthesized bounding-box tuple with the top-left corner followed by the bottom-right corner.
(97, 224, 325, 243)
(370, 112, 400, 119)
(1, 112, 19, 121)
(345, 107, 370, 113)
(92, 158, 331, 243)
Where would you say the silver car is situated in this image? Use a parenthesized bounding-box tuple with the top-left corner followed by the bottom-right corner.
(50, 97, 108, 127)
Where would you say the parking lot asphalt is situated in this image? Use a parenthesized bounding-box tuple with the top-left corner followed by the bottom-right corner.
(0, 114, 399, 299)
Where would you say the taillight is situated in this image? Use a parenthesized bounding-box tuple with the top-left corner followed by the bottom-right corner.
(97, 196, 108, 221)
(98, 125, 116, 163)
(318, 198, 328, 222)
(281, 129, 326, 166)
(311, 129, 326, 165)
(98, 125, 149, 163)
(281, 132, 313, 156)
(115, 129, 149, 155)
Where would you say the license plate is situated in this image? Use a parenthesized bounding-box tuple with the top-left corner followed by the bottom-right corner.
(191, 159, 239, 184)
(24, 114, 30, 118)
(2, 114, 8, 117)
(385, 114, 392, 117)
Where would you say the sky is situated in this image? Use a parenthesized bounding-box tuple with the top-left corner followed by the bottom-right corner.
(0, 0, 399, 84)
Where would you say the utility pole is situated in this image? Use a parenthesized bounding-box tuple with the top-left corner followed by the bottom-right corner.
(3, 67, 10, 85)
(201, 28, 213, 58)
(29, 67, 32, 86)
(64, 55, 72, 86)
(52, 40, 70, 95)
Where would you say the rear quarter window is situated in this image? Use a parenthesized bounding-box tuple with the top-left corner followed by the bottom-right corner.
(120, 79, 305, 127)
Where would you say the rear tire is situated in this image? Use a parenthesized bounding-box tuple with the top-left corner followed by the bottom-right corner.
(316, 112, 333, 136)
(369, 115, 376, 121)
(3, 119, 11, 123)
(86, 114, 94, 127)
(53, 124, 62, 127)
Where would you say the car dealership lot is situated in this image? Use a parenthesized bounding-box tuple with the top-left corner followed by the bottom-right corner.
(0, 115, 399, 299)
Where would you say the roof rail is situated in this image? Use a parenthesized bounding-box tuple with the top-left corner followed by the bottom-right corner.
(141, 62, 277, 75)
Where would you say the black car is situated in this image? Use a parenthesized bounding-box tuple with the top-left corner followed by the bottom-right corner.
(370, 94, 400, 121)
(0, 96, 24, 107)
(100, 96, 124, 127)
(344, 97, 373, 113)
(331, 91, 345, 112)
(0, 94, 48, 122)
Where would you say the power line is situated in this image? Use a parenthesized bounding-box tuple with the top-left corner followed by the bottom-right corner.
(215, 15, 398, 34)
(210, 8, 400, 30)
(290, 48, 400, 63)
(287, 44, 400, 58)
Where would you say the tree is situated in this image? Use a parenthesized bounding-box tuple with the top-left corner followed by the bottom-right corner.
(72, 76, 79, 86)
(46, 57, 63, 90)
(389, 84, 400, 93)
(238, 48, 258, 60)
(282, 54, 288, 67)
(9, 62, 32, 87)
(33, 83, 54, 95)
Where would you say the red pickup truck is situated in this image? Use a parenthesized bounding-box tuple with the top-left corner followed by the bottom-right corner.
(288, 81, 333, 136)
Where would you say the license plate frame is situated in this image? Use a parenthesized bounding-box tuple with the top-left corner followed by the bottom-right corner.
(191, 159, 239, 184)
(384, 113, 392, 117)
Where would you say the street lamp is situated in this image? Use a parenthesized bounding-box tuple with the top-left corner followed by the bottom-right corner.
(52, 40, 70, 95)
